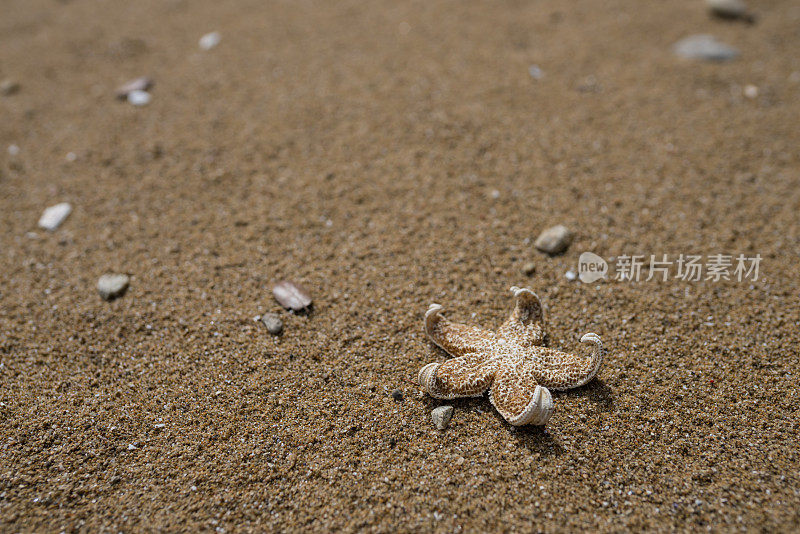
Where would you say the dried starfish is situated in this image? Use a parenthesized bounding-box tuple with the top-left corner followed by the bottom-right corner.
(418, 287, 603, 426)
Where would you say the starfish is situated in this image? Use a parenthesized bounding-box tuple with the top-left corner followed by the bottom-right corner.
(418, 287, 603, 426)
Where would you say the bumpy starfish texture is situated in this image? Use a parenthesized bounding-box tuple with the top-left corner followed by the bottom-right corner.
(418, 287, 604, 427)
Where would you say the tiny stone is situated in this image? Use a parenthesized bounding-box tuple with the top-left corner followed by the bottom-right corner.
(706, 0, 749, 20)
(127, 444, 137, 450)
(522, 262, 536, 276)
(431, 405, 454, 430)
(38, 202, 72, 231)
(743, 84, 758, 99)
(66, 152, 77, 162)
(199, 31, 221, 50)
(528, 65, 543, 79)
(127, 90, 151, 106)
(97, 273, 130, 301)
(0, 79, 20, 96)
(565, 270, 577, 282)
(8, 144, 20, 156)
(534, 225, 573, 255)
(115, 76, 152, 99)
(391, 389, 404, 402)
(260, 312, 284, 335)
(673, 34, 739, 62)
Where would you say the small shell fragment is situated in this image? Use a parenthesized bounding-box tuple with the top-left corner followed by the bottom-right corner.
(38, 202, 72, 231)
(272, 280, 312, 311)
(115, 77, 152, 99)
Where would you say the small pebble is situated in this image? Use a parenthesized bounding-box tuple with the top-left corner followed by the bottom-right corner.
(534, 225, 573, 255)
(743, 84, 758, 99)
(115, 76, 152, 99)
(66, 152, 77, 162)
(565, 270, 577, 282)
(706, 0, 752, 21)
(127, 90, 151, 106)
(522, 262, 536, 276)
(8, 144, 20, 156)
(391, 389, 404, 402)
(199, 31, 221, 50)
(431, 405, 454, 430)
(0, 79, 20, 96)
(127, 444, 137, 450)
(528, 65, 543, 79)
(97, 273, 130, 301)
(273, 280, 313, 312)
(38, 202, 72, 231)
(260, 312, 284, 335)
(673, 35, 739, 62)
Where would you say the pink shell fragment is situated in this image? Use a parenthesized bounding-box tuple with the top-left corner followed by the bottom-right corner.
(272, 280, 312, 311)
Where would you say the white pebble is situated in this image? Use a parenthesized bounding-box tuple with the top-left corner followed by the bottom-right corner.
(8, 144, 20, 156)
(199, 31, 221, 51)
(97, 273, 130, 301)
(565, 270, 577, 281)
(673, 35, 739, 62)
(66, 152, 77, 162)
(528, 65, 543, 79)
(743, 84, 758, 99)
(127, 90, 151, 106)
(38, 202, 72, 231)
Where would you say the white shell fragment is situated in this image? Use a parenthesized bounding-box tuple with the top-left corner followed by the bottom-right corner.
(38, 202, 72, 231)
(97, 274, 130, 301)
(199, 31, 221, 51)
(673, 35, 739, 62)
(115, 77, 152, 99)
(272, 280, 313, 312)
(431, 406, 453, 430)
(127, 90, 152, 106)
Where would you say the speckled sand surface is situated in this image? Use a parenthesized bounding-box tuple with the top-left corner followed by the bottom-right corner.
(1, 0, 799, 531)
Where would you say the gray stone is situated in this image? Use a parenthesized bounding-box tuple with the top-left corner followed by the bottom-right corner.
(97, 274, 130, 301)
(534, 225, 573, 255)
(431, 405, 453, 430)
(38, 202, 72, 231)
(391, 389, 404, 401)
(706, 0, 750, 20)
(673, 35, 739, 62)
(260, 312, 284, 335)
(0, 79, 20, 96)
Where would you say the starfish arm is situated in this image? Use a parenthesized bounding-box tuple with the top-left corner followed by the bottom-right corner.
(531, 333, 604, 391)
(497, 287, 546, 347)
(418, 357, 500, 399)
(425, 303, 499, 359)
(489, 361, 553, 426)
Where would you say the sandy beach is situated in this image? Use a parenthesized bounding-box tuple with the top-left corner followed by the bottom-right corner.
(1, 0, 799, 531)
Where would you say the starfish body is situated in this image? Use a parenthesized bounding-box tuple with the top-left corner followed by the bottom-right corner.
(418, 287, 603, 426)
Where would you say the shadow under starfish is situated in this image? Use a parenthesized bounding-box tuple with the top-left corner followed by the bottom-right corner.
(418, 286, 606, 427)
